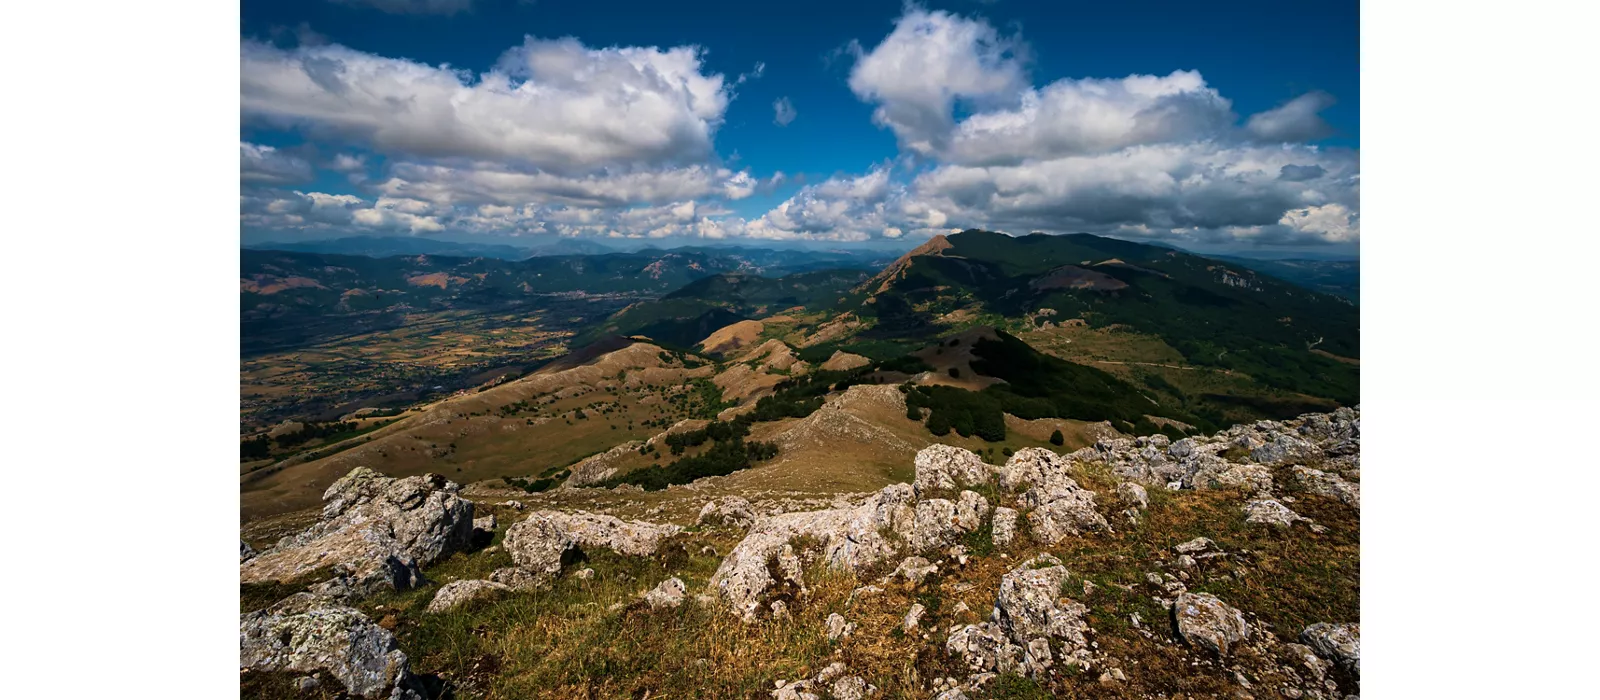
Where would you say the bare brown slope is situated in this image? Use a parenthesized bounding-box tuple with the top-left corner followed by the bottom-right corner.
(240, 341, 711, 521)
(858, 234, 953, 295)
(698, 320, 764, 356)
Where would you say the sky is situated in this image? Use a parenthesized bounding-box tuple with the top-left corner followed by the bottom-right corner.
(240, 0, 1360, 255)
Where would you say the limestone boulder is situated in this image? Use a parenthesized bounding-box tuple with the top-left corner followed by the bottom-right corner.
(698, 496, 757, 529)
(240, 593, 420, 698)
(1302, 622, 1360, 677)
(239, 469, 475, 598)
(1172, 592, 1250, 656)
(914, 444, 993, 497)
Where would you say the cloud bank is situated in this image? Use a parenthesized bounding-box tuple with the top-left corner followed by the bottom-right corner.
(241, 7, 1356, 247)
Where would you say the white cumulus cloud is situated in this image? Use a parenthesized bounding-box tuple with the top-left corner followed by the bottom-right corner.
(847, 7, 1029, 155)
(943, 71, 1235, 165)
(241, 36, 730, 173)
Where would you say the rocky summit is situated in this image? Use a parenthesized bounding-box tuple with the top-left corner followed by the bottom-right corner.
(241, 406, 1360, 698)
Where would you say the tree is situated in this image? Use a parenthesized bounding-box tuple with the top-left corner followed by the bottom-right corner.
(1050, 429, 1065, 446)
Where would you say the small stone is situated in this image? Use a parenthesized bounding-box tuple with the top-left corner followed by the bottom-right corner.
(892, 556, 939, 585)
(644, 577, 687, 609)
(847, 585, 884, 604)
(698, 496, 756, 528)
(770, 600, 790, 620)
(830, 675, 868, 700)
(826, 613, 855, 640)
(473, 513, 497, 533)
(574, 568, 595, 580)
(1244, 498, 1306, 527)
(1118, 482, 1149, 508)
(426, 579, 511, 613)
(903, 603, 926, 632)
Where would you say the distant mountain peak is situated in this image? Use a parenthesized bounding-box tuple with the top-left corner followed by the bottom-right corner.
(860, 234, 955, 295)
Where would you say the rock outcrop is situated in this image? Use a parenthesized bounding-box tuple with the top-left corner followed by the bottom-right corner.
(707, 442, 1014, 620)
(915, 444, 994, 497)
(1302, 622, 1360, 678)
(1292, 466, 1361, 508)
(564, 440, 644, 486)
(710, 483, 916, 620)
(1073, 407, 1360, 495)
(239, 468, 475, 598)
(906, 491, 989, 550)
(996, 448, 1110, 544)
(1025, 489, 1108, 544)
(709, 440, 1118, 620)
(501, 510, 681, 588)
(947, 554, 1094, 678)
(240, 593, 423, 698)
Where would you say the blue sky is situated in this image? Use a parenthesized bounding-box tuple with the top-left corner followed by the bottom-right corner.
(240, 0, 1359, 254)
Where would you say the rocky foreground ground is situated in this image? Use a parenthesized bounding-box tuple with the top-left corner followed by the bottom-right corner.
(240, 408, 1360, 699)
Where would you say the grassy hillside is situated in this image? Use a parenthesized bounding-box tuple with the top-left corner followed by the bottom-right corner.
(578, 270, 870, 347)
(852, 230, 1359, 408)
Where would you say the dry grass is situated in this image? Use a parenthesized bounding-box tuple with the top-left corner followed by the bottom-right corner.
(241, 346, 726, 521)
(242, 309, 577, 431)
